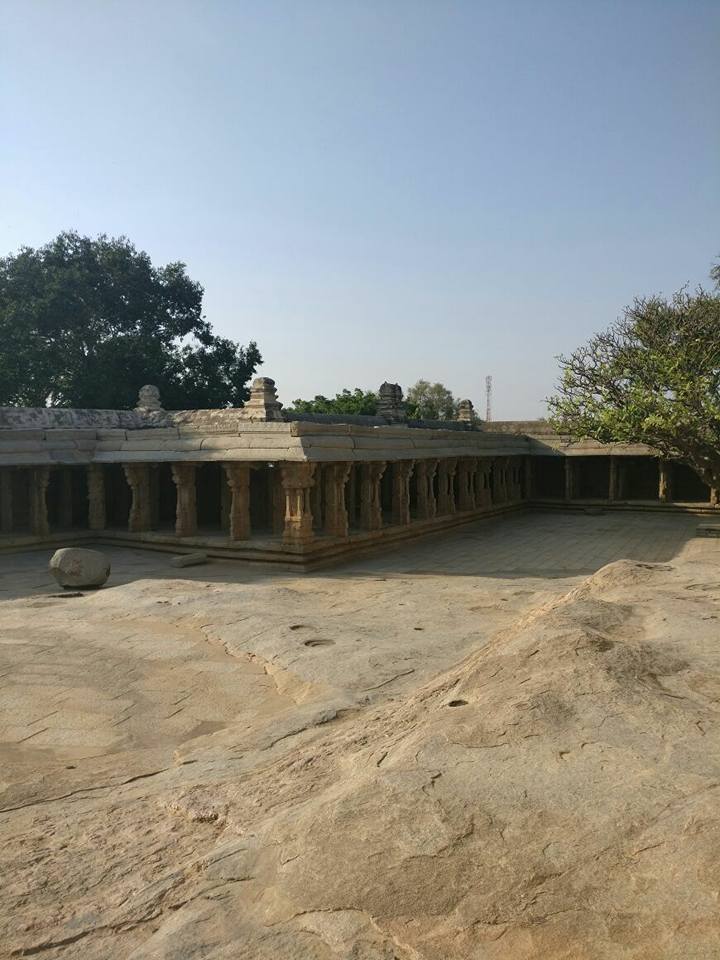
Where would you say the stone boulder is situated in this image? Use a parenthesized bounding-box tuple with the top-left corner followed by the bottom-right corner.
(49, 548, 111, 589)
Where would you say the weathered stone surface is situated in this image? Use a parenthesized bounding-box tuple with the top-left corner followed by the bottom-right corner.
(697, 523, 720, 537)
(170, 551, 208, 567)
(3, 509, 720, 960)
(49, 547, 110, 588)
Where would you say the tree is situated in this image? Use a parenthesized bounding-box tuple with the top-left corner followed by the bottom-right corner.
(0, 231, 261, 409)
(548, 265, 720, 490)
(405, 380, 458, 420)
(286, 388, 378, 416)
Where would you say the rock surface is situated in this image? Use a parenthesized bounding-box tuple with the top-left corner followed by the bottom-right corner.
(1, 518, 718, 959)
(49, 547, 111, 588)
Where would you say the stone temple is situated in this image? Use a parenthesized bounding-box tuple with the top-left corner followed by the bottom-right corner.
(0, 377, 716, 565)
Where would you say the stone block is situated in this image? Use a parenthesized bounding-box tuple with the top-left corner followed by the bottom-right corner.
(170, 552, 209, 568)
(49, 548, 111, 588)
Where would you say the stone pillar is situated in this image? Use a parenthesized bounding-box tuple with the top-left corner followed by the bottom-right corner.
(281, 462, 316, 544)
(457, 458, 476, 512)
(437, 458, 457, 515)
(0, 470, 13, 534)
(346, 465, 358, 528)
(149, 466, 161, 529)
(476, 459, 490, 508)
(171, 463, 198, 538)
(272, 469, 285, 535)
(86, 464, 106, 531)
(490, 457, 500, 506)
(711, 487, 719, 508)
(124, 463, 153, 533)
(359, 461, 386, 531)
(390, 460, 414, 526)
(524, 456, 534, 500)
(29, 467, 50, 537)
(224, 463, 251, 540)
(658, 460, 672, 503)
(59, 468, 74, 528)
(616, 459, 626, 500)
(324, 462, 352, 537)
(564, 458, 575, 502)
(608, 457, 618, 502)
(311, 464, 324, 531)
(414, 459, 437, 520)
(220, 472, 232, 531)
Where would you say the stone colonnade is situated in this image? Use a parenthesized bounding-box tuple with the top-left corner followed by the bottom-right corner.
(552, 456, 720, 505)
(0, 455, 526, 545)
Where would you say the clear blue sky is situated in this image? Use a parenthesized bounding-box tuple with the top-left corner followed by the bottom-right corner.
(2, 1, 718, 417)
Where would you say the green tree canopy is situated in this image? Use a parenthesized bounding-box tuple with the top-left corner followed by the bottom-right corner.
(286, 388, 378, 416)
(548, 264, 720, 489)
(405, 379, 458, 420)
(0, 231, 261, 409)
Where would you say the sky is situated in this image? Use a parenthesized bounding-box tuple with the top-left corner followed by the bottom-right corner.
(2, 0, 719, 418)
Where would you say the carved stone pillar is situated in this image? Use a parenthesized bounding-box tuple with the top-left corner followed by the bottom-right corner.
(476, 459, 490, 508)
(86, 464, 106, 531)
(311, 464, 324, 531)
(437, 458, 457, 515)
(414, 459, 437, 520)
(324, 462, 352, 537)
(564, 458, 575, 502)
(457, 458, 476, 512)
(658, 460, 672, 503)
(29, 467, 50, 537)
(391, 460, 414, 526)
(59, 468, 74, 528)
(359, 461, 386, 531)
(0, 470, 13, 534)
(281, 462, 316, 544)
(224, 463, 251, 540)
(171, 463, 198, 537)
(124, 463, 153, 533)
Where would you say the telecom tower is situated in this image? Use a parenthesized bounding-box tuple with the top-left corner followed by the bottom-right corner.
(485, 375, 493, 422)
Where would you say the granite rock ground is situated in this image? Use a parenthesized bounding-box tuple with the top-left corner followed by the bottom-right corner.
(0, 512, 718, 959)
